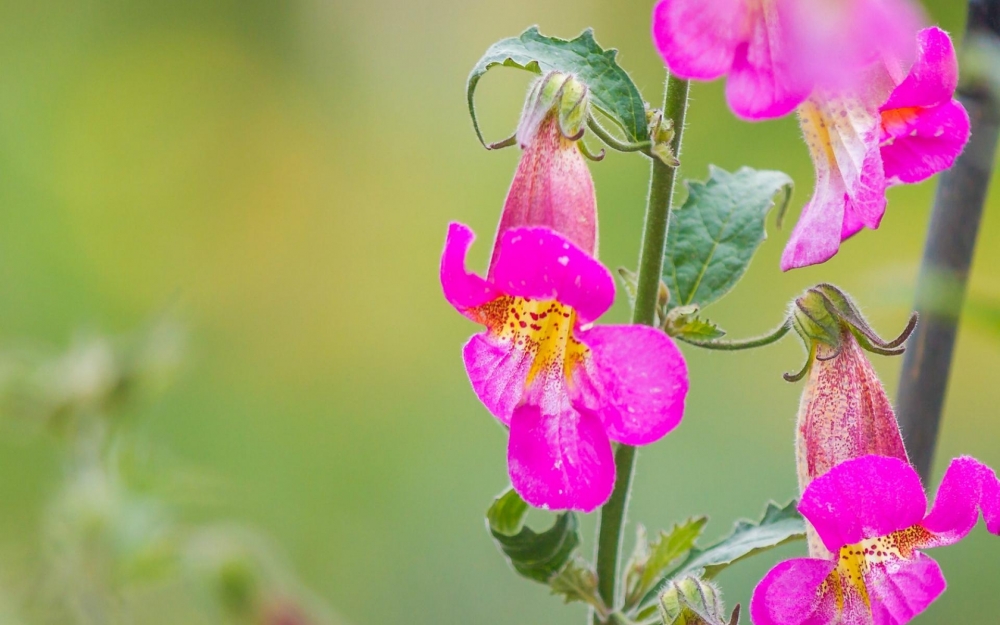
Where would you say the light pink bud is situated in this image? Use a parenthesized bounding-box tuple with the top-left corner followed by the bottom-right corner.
(487, 78, 598, 277)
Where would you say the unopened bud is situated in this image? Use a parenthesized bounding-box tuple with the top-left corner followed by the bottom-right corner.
(659, 577, 729, 625)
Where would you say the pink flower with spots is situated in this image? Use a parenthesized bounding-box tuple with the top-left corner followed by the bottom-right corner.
(441, 223, 688, 511)
(781, 27, 970, 270)
(751, 455, 1000, 625)
(651, 0, 923, 120)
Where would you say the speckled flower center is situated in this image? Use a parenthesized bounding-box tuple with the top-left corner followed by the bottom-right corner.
(475, 295, 589, 385)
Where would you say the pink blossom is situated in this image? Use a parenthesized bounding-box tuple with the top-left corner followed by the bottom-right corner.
(441, 223, 688, 511)
(781, 27, 970, 270)
(651, 0, 922, 120)
(751, 455, 1000, 625)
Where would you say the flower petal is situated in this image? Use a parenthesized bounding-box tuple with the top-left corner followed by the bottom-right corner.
(881, 100, 970, 185)
(882, 27, 958, 111)
(651, 0, 747, 81)
(574, 325, 688, 445)
(778, 0, 923, 92)
(492, 227, 614, 324)
(921, 456, 1000, 545)
(507, 402, 614, 512)
(726, 3, 812, 120)
(441, 223, 501, 318)
(867, 554, 946, 625)
(799, 455, 927, 553)
(750, 557, 838, 625)
(462, 332, 530, 426)
(823, 95, 886, 230)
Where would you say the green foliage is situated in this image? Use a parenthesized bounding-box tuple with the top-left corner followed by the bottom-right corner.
(486, 488, 580, 584)
(639, 501, 805, 608)
(624, 517, 708, 609)
(663, 306, 726, 342)
(467, 26, 648, 147)
(548, 558, 605, 613)
(663, 166, 793, 311)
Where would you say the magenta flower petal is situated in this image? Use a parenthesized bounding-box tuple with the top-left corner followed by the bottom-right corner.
(462, 333, 529, 426)
(651, 0, 747, 81)
(778, 0, 923, 91)
(491, 227, 614, 325)
(507, 403, 614, 512)
(922, 456, 1000, 544)
(866, 554, 946, 625)
(750, 557, 837, 625)
(574, 325, 688, 445)
(780, 145, 847, 271)
(882, 27, 958, 111)
(441, 222, 501, 316)
(881, 100, 970, 185)
(725, 6, 812, 120)
(799, 456, 927, 553)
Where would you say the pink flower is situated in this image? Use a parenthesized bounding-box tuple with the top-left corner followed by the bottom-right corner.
(651, 0, 922, 120)
(781, 27, 970, 270)
(489, 73, 598, 274)
(441, 223, 688, 511)
(751, 455, 1000, 625)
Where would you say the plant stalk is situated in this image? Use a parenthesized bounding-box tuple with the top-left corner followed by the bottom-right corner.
(896, 0, 1000, 482)
(593, 74, 689, 622)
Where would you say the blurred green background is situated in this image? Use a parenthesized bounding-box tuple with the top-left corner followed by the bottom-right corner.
(0, 0, 996, 623)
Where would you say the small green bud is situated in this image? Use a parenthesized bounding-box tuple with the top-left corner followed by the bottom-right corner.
(658, 577, 727, 625)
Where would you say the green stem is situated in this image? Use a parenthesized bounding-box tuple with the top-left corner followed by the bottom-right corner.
(675, 320, 791, 350)
(587, 117, 652, 153)
(593, 74, 689, 623)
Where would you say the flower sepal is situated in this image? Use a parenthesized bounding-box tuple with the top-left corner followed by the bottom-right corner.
(786, 283, 917, 381)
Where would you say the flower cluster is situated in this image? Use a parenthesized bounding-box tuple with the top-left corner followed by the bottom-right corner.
(653, 2, 970, 269)
(442, 73, 690, 512)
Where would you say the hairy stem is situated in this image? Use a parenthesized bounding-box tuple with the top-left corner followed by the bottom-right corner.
(593, 74, 689, 622)
(676, 320, 791, 350)
(896, 0, 1000, 482)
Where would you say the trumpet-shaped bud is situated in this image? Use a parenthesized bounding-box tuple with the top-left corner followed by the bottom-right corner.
(787, 284, 916, 557)
(659, 577, 737, 625)
(489, 72, 598, 276)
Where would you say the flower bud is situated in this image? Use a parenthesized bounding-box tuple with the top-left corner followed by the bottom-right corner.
(787, 284, 916, 557)
(488, 72, 598, 276)
(659, 577, 731, 625)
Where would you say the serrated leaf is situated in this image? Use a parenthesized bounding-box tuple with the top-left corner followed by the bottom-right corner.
(663, 166, 793, 311)
(624, 517, 708, 609)
(486, 488, 580, 584)
(639, 501, 805, 608)
(663, 305, 726, 341)
(549, 558, 605, 613)
(467, 26, 648, 147)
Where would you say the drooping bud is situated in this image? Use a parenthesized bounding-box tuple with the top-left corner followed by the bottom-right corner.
(787, 284, 916, 557)
(488, 71, 598, 276)
(658, 577, 737, 625)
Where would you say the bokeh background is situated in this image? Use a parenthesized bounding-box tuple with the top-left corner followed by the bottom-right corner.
(0, 0, 996, 623)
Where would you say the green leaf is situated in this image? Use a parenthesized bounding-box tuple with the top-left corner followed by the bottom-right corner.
(549, 558, 606, 613)
(662, 166, 793, 311)
(467, 26, 648, 147)
(486, 488, 580, 584)
(663, 305, 726, 341)
(639, 501, 805, 608)
(624, 517, 708, 608)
